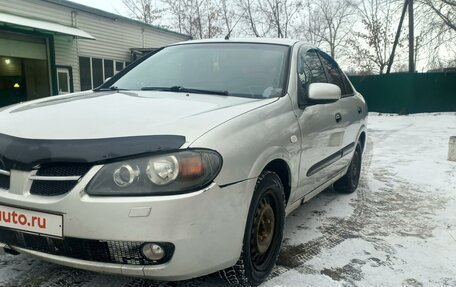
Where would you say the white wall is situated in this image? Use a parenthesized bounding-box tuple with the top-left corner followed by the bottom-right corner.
(54, 35, 80, 91)
(0, 0, 189, 92)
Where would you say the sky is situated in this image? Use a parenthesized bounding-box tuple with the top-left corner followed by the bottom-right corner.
(68, 0, 452, 72)
(70, 0, 127, 15)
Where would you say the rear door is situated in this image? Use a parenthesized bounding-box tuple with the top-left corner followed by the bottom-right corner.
(317, 51, 360, 170)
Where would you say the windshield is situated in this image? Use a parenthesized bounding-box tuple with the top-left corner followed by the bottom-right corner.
(110, 43, 290, 99)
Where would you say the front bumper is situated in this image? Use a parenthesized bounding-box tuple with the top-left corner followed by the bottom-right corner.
(0, 168, 256, 281)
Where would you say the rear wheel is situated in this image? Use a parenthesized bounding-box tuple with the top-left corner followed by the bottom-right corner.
(334, 142, 362, 193)
(219, 171, 286, 286)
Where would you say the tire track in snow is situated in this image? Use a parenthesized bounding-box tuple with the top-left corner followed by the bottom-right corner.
(272, 137, 374, 277)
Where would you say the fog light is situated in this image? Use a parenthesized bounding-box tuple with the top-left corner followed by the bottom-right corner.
(141, 243, 165, 261)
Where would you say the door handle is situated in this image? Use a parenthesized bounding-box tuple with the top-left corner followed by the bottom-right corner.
(357, 107, 362, 114)
(335, 113, 342, 123)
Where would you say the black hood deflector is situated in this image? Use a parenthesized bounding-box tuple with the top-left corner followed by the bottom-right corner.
(0, 133, 186, 170)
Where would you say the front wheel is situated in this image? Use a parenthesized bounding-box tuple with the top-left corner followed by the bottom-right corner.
(219, 171, 286, 286)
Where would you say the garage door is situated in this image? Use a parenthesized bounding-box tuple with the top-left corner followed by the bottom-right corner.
(0, 32, 51, 106)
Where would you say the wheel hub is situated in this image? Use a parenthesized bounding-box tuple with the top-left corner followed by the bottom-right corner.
(255, 200, 275, 254)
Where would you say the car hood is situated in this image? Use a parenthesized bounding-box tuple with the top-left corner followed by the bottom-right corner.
(0, 91, 276, 144)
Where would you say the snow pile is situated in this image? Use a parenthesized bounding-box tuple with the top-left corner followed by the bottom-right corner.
(266, 112, 456, 287)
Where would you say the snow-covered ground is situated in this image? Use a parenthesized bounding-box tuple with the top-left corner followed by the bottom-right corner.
(0, 113, 455, 287)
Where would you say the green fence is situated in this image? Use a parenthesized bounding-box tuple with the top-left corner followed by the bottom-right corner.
(349, 72, 456, 114)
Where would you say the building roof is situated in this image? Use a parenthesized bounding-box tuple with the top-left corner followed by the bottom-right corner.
(0, 12, 95, 39)
(42, 0, 191, 40)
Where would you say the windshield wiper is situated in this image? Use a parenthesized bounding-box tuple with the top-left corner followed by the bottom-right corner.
(141, 86, 229, 96)
(95, 86, 129, 92)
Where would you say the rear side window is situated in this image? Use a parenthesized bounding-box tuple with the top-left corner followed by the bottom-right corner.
(318, 51, 354, 96)
(298, 49, 327, 92)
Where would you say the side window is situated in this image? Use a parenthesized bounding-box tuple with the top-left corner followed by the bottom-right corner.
(104, 59, 114, 80)
(79, 57, 91, 91)
(91, 58, 104, 88)
(341, 73, 354, 96)
(318, 51, 354, 96)
(298, 49, 327, 92)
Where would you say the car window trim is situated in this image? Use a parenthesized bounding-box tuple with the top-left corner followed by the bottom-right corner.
(296, 45, 330, 108)
(316, 50, 354, 97)
(340, 73, 355, 98)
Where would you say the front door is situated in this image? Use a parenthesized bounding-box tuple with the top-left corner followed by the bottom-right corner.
(317, 51, 360, 171)
(293, 48, 345, 199)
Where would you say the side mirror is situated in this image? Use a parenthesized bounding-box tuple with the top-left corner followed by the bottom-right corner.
(308, 83, 341, 103)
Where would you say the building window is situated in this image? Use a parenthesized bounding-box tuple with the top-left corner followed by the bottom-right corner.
(104, 59, 114, 80)
(57, 67, 72, 94)
(115, 61, 124, 73)
(79, 57, 127, 91)
(92, 58, 103, 88)
(79, 57, 91, 91)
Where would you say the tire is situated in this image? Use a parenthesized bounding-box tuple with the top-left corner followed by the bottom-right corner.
(219, 171, 286, 286)
(334, 142, 362, 194)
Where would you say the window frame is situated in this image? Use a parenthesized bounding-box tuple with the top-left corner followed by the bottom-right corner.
(91, 58, 104, 88)
(297, 47, 329, 86)
(56, 66, 73, 94)
(296, 46, 329, 107)
(316, 50, 354, 98)
(103, 59, 114, 80)
(115, 61, 124, 73)
(79, 57, 127, 90)
(79, 57, 92, 91)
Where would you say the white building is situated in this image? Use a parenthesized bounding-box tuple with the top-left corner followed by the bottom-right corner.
(0, 0, 190, 107)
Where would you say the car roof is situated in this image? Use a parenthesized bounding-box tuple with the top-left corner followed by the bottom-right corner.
(171, 38, 306, 47)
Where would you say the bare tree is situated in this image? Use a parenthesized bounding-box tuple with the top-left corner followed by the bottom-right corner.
(348, 0, 404, 74)
(218, 0, 235, 34)
(122, 0, 164, 24)
(258, 0, 302, 38)
(420, 0, 456, 30)
(163, 0, 223, 39)
(406, 0, 456, 70)
(234, 0, 302, 38)
(122, 0, 453, 72)
(309, 0, 354, 58)
(235, 0, 267, 37)
(203, 0, 224, 38)
(293, 1, 324, 45)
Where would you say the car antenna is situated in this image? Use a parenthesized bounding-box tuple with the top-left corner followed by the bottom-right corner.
(224, 11, 246, 40)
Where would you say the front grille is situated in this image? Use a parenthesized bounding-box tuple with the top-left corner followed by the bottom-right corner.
(29, 181, 80, 196)
(30, 163, 92, 196)
(36, 164, 92, 177)
(0, 228, 173, 265)
(0, 161, 9, 190)
(0, 174, 9, 190)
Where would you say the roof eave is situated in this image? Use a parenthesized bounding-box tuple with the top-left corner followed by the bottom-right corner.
(41, 0, 191, 39)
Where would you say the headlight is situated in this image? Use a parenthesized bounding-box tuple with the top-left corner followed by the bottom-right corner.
(86, 149, 222, 196)
(146, 156, 179, 185)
